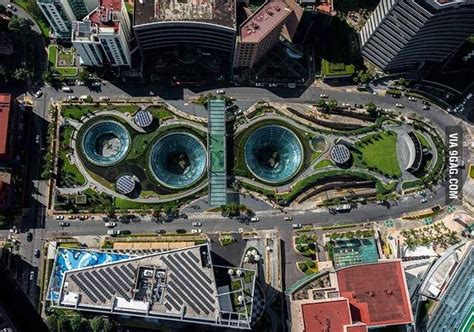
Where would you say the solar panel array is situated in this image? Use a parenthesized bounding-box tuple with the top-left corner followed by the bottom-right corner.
(67, 263, 138, 304)
(116, 175, 136, 195)
(330, 144, 351, 165)
(134, 110, 153, 127)
(160, 250, 217, 317)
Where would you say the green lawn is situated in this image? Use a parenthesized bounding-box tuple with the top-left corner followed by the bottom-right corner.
(48, 45, 57, 66)
(321, 59, 355, 78)
(61, 105, 95, 121)
(469, 165, 474, 179)
(12, 0, 50, 38)
(355, 131, 401, 178)
(109, 105, 139, 114)
(58, 125, 86, 187)
(48, 45, 77, 77)
(56, 67, 78, 77)
(147, 106, 174, 120)
(314, 159, 334, 169)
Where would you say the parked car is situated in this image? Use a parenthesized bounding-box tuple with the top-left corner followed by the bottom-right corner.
(156, 229, 166, 234)
(250, 217, 260, 222)
(92, 82, 101, 87)
(395, 103, 404, 108)
(68, 215, 76, 220)
(33, 88, 43, 98)
(176, 229, 186, 234)
(29, 271, 35, 280)
(34, 249, 40, 258)
(107, 229, 120, 236)
(35, 135, 40, 144)
(292, 224, 302, 229)
(67, 95, 78, 101)
(77, 80, 85, 86)
(216, 89, 225, 94)
(99, 96, 110, 101)
(420, 198, 428, 203)
(59, 222, 70, 227)
(408, 96, 417, 101)
(61, 86, 73, 93)
(105, 222, 117, 228)
(354, 103, 364, 108)
(422, 105, 430, 111)
(192, 222, 202, 227)
(26, 232, 33, 242)
(284, 216, 292, 221)
(7, 4, 17, 11)
(191, 228, 202, 234)
(56, 215, 64, 220)
(319, 94, 328, 98)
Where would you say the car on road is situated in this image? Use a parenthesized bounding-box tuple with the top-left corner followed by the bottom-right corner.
(26, 232, 33, 242)
(408, 96, 417, 101)
(191, 228, 202, 234)
(216, 89, 225, 94)
(107, 229, 120, 236)
(35, 134, 40, 144)
(284, 216, 292, 221)
(354, 103, 364, 108)
(68, 215, 76, 220)
(422, 100, 431, 106)
(341, 103, 351, 108)
(7, 4, 17, 11)
(268, 83, 277, 87)
(61, 87, 73, 93)
(77, 80, 85, 86)
(156, 229, 166, 234)
(319, 94, 328, 98)
(250, 217, 260, 222)
(395, 103, 404, 108)
(420, 198, 428, 203)
(67, 95, 78, 101)
(422, 105, 430, 111)
(292, 223, 302, 229)
(92, 82, 101, 87)
(176, 229, 186, 234)
(59, 222, 70, 227)
(105, 222, 117, 228)
(99, 96, 110, 102)
(29, 271, 35, 280)
(56, 215, 64, 220)
(192, 222, 202, 227)
(33, 88, 43, 98)
(34, 249, 40, 258)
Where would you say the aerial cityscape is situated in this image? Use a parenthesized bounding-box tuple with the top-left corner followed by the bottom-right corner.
(0, 0, 473, 330)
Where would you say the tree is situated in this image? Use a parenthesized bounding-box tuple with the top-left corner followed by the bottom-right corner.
(57, 315, 71, 332)
(13, 68, 32, 82)
(327, 100, 338, 111)
(397, 77, 407, 87)
(0, 4, 6, 13)
(77, 69, 91, 84)
(90, 316, 105, 332)
(46, 315, 58, 332)
(84, 95, 93, 103)
(365, 102, 378, 116)
(102, 318, 115, 332)
(70, 316, 83, 332)
(316, 99, 327, 108)
(106, 206, 115, 218)
(376, 193, 385, 202)
(8, 16, 33, 35)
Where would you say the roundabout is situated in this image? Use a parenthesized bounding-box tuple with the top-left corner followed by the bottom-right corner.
(149, 132, 207, 189)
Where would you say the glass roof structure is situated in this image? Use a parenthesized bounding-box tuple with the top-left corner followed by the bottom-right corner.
(149, 132, 206, 189)
(81, 120, 131, 166)
(244, 125, 303, 183)
(208, 99, 227, 207)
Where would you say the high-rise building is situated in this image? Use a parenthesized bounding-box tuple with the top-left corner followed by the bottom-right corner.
(233, 0, 302, 69)
(72, 0, 132, 66)
(37, 0, 99, 38)
(359, 0, 474, 72)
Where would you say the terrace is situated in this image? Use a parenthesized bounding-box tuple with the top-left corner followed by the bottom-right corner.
(134, 0, 236, 27)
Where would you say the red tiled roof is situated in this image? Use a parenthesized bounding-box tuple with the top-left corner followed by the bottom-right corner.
(302, 298, 352, 332)
(88, 0, 122, 30)
(345, 323, 368, 332)
(337, 261, 413, 327)
(0, 93, 12, 158)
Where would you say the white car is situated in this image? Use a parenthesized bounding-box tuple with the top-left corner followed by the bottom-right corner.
(395, 103, 404, 108)
(105, 222, 117, 228)
(408, 96, 417, 101)
(92, 82, 101, 87)
(99, 96, 110, 101)
(250, 217, 260, 222)
(77, 80, 85, 86)
(62, 87, 73, 93)
(33, 89, 43, 98)
(319, 94, 328, 98)
(191, 228, 202, 234)
(216, 89, 225, 94)
(35, 135, 40, 144)
(284, 216, 292, 221)
(56, 215, 64, 220)
(420, 198, 428, 203)
(422, 105, 430, 111)
(67, 95, 78, 101)
(292, 224, 302, 229)
(192, 222, 202, 227)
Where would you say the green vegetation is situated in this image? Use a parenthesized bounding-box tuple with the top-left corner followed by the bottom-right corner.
(61, 105, 96, 121)
(314, 159, 333, 169)
(46, 310, 116, 332)
(11, 0, 50, 37)
(219, 234, 236, 246)
(321, 59, 355, 78)
(147, 106, 174, 120)
(354, 131, 401, 178)
(469, 165, 474, 179)
(297, 260, 318, 275)
(386, 89, 402, 96)
(415, 131, 431, 150)
(221, 203, 248, 217)
(401, 223, 459, 249)
(295, 234, 317, 257)
(328, 229, 375, 240)
(48, 45, 78, 77)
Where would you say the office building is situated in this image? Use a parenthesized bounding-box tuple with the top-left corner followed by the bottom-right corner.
(233, 0, 303, 68)
(72, 0, 132, 66)
(359, 0, 474, 72)
(37, 0, 99, 38)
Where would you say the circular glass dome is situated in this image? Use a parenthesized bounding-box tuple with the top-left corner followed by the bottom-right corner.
(244, 125, 303, 183)
(81, 120, 130, 166)
(149, 133, 206, 189)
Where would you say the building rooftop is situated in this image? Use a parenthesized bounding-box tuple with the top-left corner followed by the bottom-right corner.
(0, 171, 12, 210)
(53, 245, 256, 329)
(302, 298, 353, 332)
(134, 0, 236, 28)
(0, 94, 12, 158)
(87, 0, 122, 32)
(240, 1, 292, 43)
(336, 261, 413, 327)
